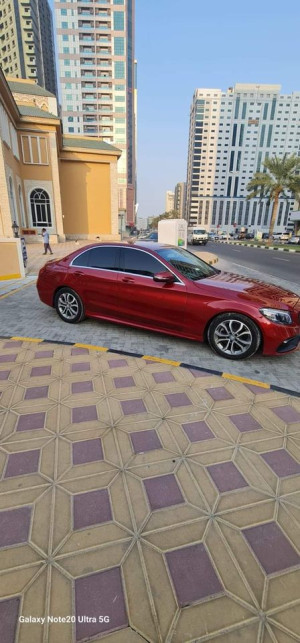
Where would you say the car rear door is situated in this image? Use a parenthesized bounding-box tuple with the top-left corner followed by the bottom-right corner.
(116, 247, 187, 332)
(67, 246, 120, 318)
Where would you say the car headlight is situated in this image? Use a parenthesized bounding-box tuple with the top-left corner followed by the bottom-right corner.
(260, 308, 293, 325)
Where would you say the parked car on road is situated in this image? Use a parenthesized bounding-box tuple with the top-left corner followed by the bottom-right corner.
(37, 242, 300, 361)
(139, 231, 158, 241)
(288, 236, 300, 245)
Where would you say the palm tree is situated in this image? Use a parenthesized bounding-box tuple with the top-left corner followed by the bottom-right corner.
(246, 154, 300, 243)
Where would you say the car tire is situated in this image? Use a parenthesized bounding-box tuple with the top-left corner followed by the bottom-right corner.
(54, 287, 85, 324)
(207, 312, 261, 360)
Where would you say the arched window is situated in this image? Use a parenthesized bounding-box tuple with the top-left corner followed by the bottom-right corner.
(30, 188, 52, 227)
(8, 176, 17, 223)
(18, 185, 26, 227)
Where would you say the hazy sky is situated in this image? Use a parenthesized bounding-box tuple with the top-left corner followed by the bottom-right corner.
(50, 1, 300, 219)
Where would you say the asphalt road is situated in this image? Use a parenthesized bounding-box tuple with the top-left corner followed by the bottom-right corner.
(202, 241, 300, 287)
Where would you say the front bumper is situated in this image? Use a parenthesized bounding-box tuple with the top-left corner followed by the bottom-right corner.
(276, 334, 300, 353)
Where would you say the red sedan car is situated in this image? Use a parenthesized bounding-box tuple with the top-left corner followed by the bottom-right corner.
(37, 242, 300, 360)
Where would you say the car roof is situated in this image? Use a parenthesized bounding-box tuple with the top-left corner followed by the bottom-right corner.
(73, 241, 173, 252)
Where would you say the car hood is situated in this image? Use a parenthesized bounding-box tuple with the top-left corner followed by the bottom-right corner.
(197, 271, 300, 309)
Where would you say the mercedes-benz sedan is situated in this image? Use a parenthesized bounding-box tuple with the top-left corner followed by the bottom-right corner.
(37, 242, 300, 360)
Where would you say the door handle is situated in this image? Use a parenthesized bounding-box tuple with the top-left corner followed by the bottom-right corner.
(74, 271, 84, 277)
(121, 277, 135, 283)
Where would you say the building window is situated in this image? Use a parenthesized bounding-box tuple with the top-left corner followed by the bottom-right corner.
(113, 11, 124, 30)
(8, 176, 17, 223)
(18, 185, 26, 227)
(30, 189, 52, 227)
(21, 136, 48, 165)
(114, 61, 125, 79)
(114, 37, 124, 55)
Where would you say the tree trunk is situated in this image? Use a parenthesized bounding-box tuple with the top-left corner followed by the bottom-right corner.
(267, 193, 280, 245)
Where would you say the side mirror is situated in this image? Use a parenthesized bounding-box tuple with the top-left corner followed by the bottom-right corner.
(153, 271, 176, 284)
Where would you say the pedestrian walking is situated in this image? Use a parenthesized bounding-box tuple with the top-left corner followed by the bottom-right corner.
(42, 228, 53, 255)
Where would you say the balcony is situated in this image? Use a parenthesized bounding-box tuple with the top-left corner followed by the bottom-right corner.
(80, 60, 95, 66)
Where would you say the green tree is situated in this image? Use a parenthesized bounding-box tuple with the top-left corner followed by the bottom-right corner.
(150, 210, 180, 229)
(246, 154, 300, 244)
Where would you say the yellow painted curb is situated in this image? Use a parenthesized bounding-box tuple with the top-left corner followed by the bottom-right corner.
(0, 280, 36, 300)
(142, 355, 181, 366)
(0, 273, 22, 280)
(11, 336, 43, 343)
(222, 373, 270, 389)
(74, 343, 108, 352)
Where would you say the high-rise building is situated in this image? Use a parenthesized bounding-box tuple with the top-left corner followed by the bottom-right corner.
(165, 190, 175, 213)
(174, 182, 186, 217)
(185, 84, 300, 232)
(55, 0, 136, 226)
(0, 0, 57, 97)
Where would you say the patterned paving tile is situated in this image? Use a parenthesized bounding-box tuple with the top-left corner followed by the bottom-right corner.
(165, 392, 192, 408)
(189, 368, 212, 378)
(229, 412, 262, 433)
(272, 405, 300, 424)
(207, 387, 234, 401)
(121, 398, 146, 415)
(4, 341, 23, 349)
(262, 449, 300, 478)
(0, 506, 31, 547)
(166, 542, 223, 606)
(153, 371, 175, 384)
(0, 370, 10, 380)
(182, 420, 215, 442)
(24, 385, 49, 399)
(114, 375, 135, 388)
(71, 380, 93, 394)
(71, 347, 89, 355)
(73, 489, 112, 530)
(144, 474, 184, 510)
(207, 461, 248, 493)
(72, 405, 98, 423)
(0, 354, 17, 363)
(0, 597, 20, 643)
(72, 438, 104, 465)
(71, 362, 91, 373)
(75, 567, 128, 640)
(30, 365, 51, 377)
(243, 522, 300, 574)
(4, 449, 40, 478)
(34, 350, 54, 359)
(16, 411, 46, 432)
(130, 429, 162, 454)
(108, 358, 128, 368)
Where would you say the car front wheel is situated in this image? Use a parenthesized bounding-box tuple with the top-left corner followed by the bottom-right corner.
(54, 287, 85, 324)
(207, 313, 261, 360)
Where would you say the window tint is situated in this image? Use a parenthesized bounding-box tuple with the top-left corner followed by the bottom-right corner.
(88, 246, 119, 270)
(72, 250, 90, 267)
(121, 248, 165, 276)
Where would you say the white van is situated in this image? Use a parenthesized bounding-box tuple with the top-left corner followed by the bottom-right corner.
(187, 227, 208, 246)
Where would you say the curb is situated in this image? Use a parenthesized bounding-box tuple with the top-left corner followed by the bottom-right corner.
(216, 241, 299, 252)
(1, 335, 299, 399)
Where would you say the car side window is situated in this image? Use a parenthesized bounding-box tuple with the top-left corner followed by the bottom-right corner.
(72, 250, 90, 267)
(121, 248, 166, 277)
(88, 246, 119, 270)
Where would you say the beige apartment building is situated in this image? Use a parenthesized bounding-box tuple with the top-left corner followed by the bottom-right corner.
(0, 0, 57, 96)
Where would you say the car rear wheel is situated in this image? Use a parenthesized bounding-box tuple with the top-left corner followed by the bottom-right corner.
(207, 313, 261, 360)
(55, 288, 85, 324)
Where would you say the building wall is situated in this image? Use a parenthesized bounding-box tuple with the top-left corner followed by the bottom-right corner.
(185, 84, 300, 232)
(165, 190, 175, 213)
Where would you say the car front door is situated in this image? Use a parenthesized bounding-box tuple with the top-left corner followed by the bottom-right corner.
(116, 247, 187, 332)
(67, 246, 120, 318)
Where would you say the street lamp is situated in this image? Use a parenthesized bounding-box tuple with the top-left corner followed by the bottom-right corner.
(12, 221, 19, 238)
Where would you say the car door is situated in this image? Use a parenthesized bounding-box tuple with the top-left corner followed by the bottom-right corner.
(116, 247, 187, 332)
(67, 245, 120, 318)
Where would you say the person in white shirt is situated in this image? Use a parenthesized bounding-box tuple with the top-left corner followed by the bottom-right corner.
(41, 228, 53, 255)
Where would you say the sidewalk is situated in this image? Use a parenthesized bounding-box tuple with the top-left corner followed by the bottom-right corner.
(0, 338, 300, 642)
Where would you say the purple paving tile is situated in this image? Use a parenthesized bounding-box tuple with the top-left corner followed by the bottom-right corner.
(0, 370, 10, 380)
(30, 365, 51, 377)
(153, 371, 175, 384)
(245, 383, 270, 395)
(144, 474, 184, 510)
(16, 412, 45, 432)
(166, 543, 223, 606)
(108, 359, 128, 368)
(182, 420, 215, 442)
(189, 368, 211, 378)
(272, 406, 300, 424)
(34, 350, 54, 359)
(165, 392, 192, 408)
(75, 567, 128, 640)
(72, 405, 98, 423)
(71, 362, 91, 373)
(4, 341, 22, 349)
(71, 347, 89, 355)
(0, 506, 31, 548)
(0, 598, 20, 643)
(73, 438, 104, 465)
(130, 429, 162, 454)
(114, 376, 135, 388)
(229, 413, 262, 433)
(207, 387, 234, 401)
(4, 450, 40, 478)
(243, 522, 300, 574)
(25, 385, 49, 400)
(0, 354, 17, 363)
(73, 489, 112, 530)
(262, 449, 300, 478)
(207, 461, 248, 493)
(121, 398, 146, 415)
(71, 380, 93, 394)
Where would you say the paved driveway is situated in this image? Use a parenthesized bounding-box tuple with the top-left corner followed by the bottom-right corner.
(0, 271, 299, 392)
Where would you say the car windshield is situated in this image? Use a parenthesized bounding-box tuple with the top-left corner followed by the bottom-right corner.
(157, 247, 219, 281)
(193, 229, 206, 234)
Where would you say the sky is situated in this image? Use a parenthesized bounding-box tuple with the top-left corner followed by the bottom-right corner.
(50, 1, 300, 220)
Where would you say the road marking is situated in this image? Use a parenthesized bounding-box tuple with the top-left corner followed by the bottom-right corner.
(0, 280, 36, 300)
(11, 336, 43, 343)
(222, 373, 270, 388)
(276, 258, 289, 262)
(232, 250, 241, 252)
